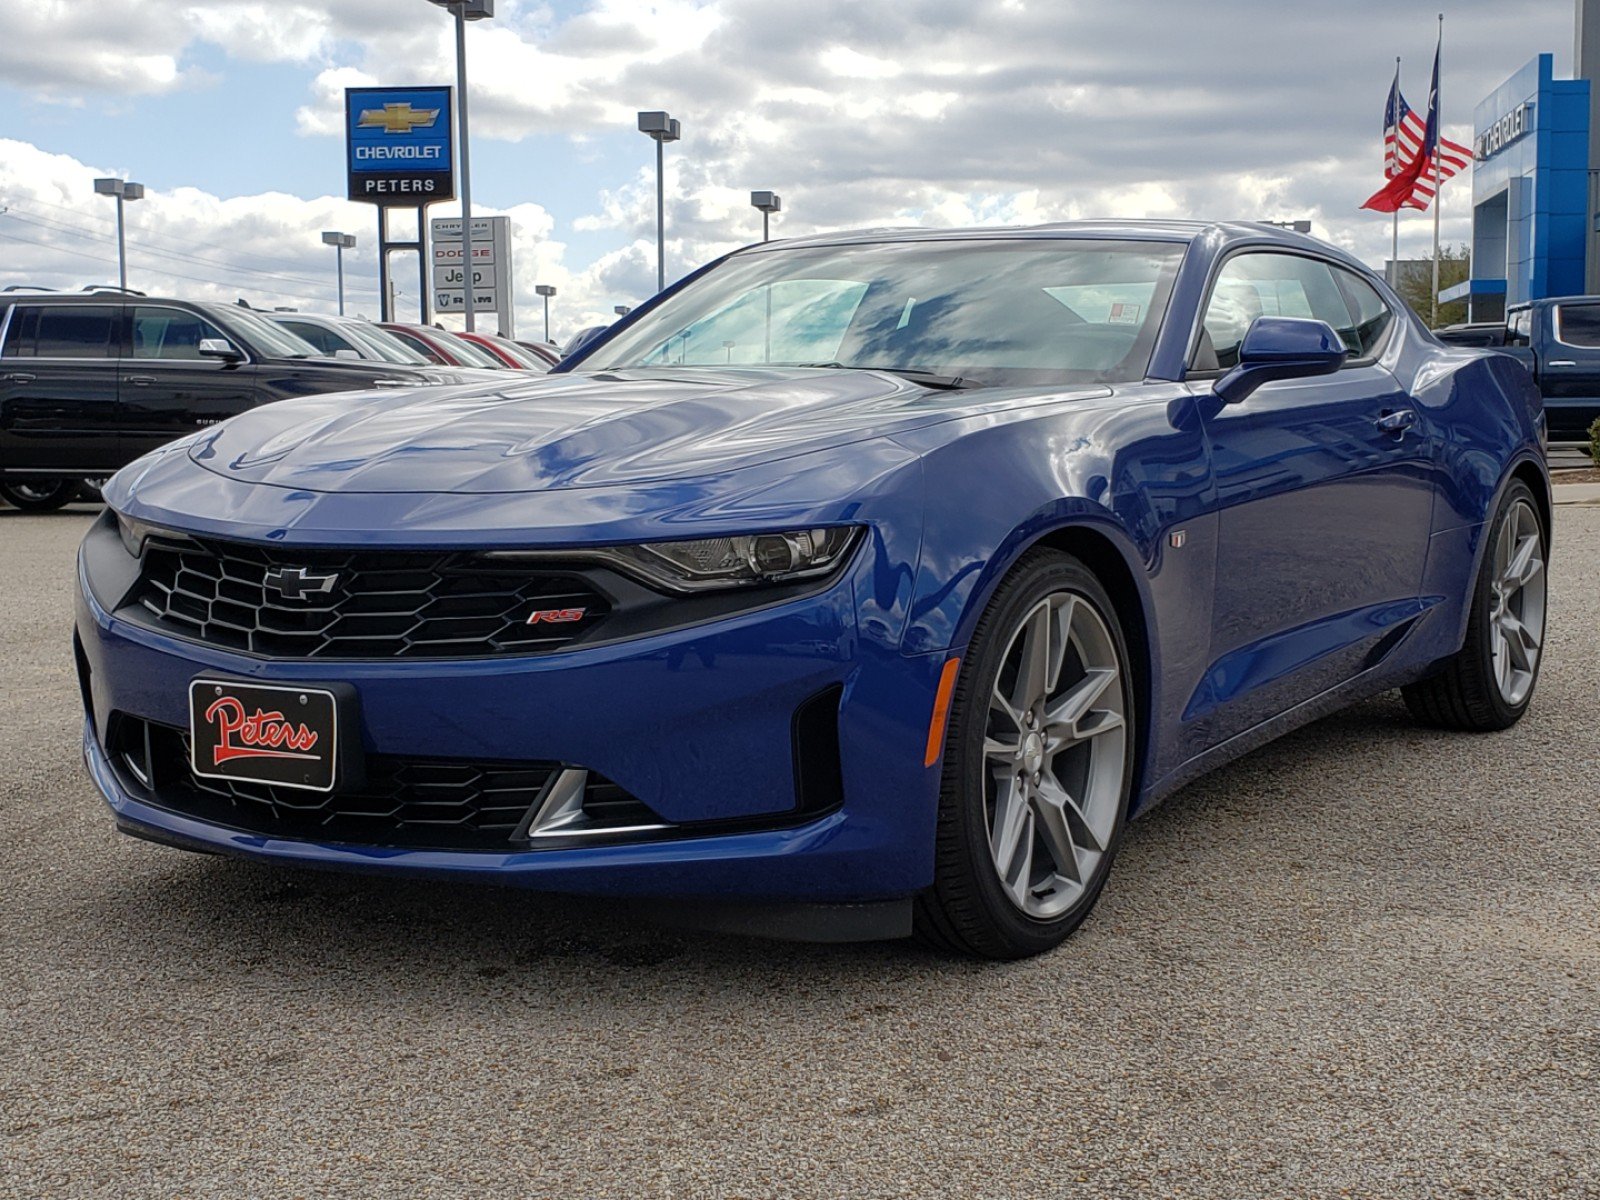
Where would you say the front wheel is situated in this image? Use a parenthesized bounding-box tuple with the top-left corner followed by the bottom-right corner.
(0, 480, 81, 512)
(1402, 480, 1547, 731)
(916, 549, 1136, 960)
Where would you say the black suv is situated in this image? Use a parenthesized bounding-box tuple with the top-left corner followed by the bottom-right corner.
(0, 291, 435, 511)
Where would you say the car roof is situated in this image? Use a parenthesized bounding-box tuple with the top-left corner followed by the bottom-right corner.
(741, 219, 1374, 274)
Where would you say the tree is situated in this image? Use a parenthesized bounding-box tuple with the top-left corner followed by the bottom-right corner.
(1392, 242, 1471, 328)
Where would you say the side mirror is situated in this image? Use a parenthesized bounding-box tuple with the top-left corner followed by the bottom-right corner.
(1212, 317, 1347, 404)
(333, 348, 361, 361)
(198, 338, 244, 364)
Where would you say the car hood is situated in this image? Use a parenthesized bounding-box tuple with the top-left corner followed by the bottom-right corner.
(189, 367, 1103, 494)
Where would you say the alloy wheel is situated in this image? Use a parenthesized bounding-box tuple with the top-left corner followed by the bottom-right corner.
(983, 591, 1128, 920)
(1488, 498, 1546, 707)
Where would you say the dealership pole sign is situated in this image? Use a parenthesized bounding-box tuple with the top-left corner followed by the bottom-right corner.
(345, 86, 455, 205)
(431, 216, 515, 337)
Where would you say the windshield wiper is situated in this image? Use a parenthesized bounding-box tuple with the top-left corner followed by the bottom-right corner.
(794, 362, 980, 390)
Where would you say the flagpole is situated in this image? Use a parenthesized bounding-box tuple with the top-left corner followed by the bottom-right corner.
(1431, 14, 1443, 327)
(1392, 56, 1401, 287)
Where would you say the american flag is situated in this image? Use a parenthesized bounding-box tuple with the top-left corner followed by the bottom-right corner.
(1363, 41, 1467, 214)
(1375, 52, 1471, 211)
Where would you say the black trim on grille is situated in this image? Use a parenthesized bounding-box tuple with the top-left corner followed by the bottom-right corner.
(86, 515, 858, 664)
(107, 715, 660, 853)
(124, 536, 612, 660)
(792, 684, 846, 816)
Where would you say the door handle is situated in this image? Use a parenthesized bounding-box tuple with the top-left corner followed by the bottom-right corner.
(1, 372, 37, 384)
(126, 376, 158, 387)
(1375, 409, 1418, 435)
(1548, 359, 1577, 367)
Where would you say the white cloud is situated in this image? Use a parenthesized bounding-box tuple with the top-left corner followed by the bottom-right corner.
(0, 0, 1574, 336)
(0, 139, 622, 341)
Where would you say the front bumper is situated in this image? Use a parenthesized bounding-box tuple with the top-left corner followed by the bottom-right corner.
(75, 550, 948, 904)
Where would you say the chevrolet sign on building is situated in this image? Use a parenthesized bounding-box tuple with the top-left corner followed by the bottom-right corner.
(345, 86, 455, 205)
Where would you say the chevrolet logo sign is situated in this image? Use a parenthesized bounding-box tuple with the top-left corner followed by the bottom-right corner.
(358, 103, 442, 134)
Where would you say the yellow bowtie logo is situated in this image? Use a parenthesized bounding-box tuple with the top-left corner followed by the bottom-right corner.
(357, 103, 442, 135)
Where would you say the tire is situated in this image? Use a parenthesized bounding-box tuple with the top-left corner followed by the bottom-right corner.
(78, 478, 108, 504)
(0, 480, 81, 512)
(1402, 479, 1547, 731)
(915, 549, 1136, 960)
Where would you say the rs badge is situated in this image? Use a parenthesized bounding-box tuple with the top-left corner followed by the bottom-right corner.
(527, 607, 587, 625)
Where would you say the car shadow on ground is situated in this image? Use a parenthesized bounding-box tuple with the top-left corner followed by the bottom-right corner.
(0, 504, 103, 518)
(79, 690, 1440, 1006)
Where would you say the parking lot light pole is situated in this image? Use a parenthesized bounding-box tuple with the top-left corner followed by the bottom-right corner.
(750, 191, 781, 242)
(613, 305, 631, 317)
(93, 178, 144, 290)
(426, 0, 494, 332)
(637, 111, 681, 292)
(535, 284, 556, 342)
(321, 232, 357, 315)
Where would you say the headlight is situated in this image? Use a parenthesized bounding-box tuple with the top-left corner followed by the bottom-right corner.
(612, 528, 862, 592)
(487, 526, 863, 593)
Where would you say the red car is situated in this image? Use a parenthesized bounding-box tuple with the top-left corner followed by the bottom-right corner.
(378, 324, 513, 371)
(515, 339, 563, 367)
(457, 331, 552, 372)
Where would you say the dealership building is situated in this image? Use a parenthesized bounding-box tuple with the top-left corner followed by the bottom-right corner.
(1453, 2, 1600, 320)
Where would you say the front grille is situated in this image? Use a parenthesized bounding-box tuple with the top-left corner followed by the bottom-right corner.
(125, 536, 610, 659)
(109, 716, 659, 852)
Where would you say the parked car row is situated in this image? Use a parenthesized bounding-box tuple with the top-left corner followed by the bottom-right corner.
(0, 289, 551, 511)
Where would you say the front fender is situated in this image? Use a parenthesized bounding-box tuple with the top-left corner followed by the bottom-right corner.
(889, 384, 1219, 797)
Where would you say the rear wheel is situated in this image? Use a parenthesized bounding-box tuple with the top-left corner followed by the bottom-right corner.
(0, 480, 80, 512)
(916, 549, 1135, 960)
(1402, 480, 1547, 731)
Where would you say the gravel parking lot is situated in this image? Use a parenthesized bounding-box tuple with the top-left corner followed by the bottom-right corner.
(2, 503, 1597, 1199)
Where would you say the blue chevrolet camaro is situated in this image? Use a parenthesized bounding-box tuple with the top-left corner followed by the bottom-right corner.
(76, 221, 1549, 959)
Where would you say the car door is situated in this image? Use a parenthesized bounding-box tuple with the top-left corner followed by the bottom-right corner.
(120, 305, 260, 462)
(1536, 300, 1600, 440)
(0, 302, 123, 474)
(1191, 251, 1434, 740)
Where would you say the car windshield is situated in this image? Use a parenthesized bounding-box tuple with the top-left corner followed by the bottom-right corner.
(579, 238, 1187, 387)
(479, 336, 549, 371)
(204, 304, 321, 359)
(338, 321, 431, 365)
(436, 330, 502, 369)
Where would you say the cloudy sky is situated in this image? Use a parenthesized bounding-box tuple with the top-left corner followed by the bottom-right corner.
(0, 0, 1577, 341)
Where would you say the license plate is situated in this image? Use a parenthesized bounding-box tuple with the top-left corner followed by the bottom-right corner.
(189, 679, 341, 793)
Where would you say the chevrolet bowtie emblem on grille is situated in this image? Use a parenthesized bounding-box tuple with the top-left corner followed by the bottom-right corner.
(357, 103, 441, 134)
(262, 567, 340, 601)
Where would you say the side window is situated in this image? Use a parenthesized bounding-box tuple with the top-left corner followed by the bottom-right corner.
(131, 307, 227, 360)
(282, 322, 350, 356)
(387, 329, 445, 364)
(1333, 270, 1394, 358)
(1194, 253, 1351, 370)
(30, 306, 118, 359)
(2, 306, 41, 356)
(1556, 304, 1600, 347)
